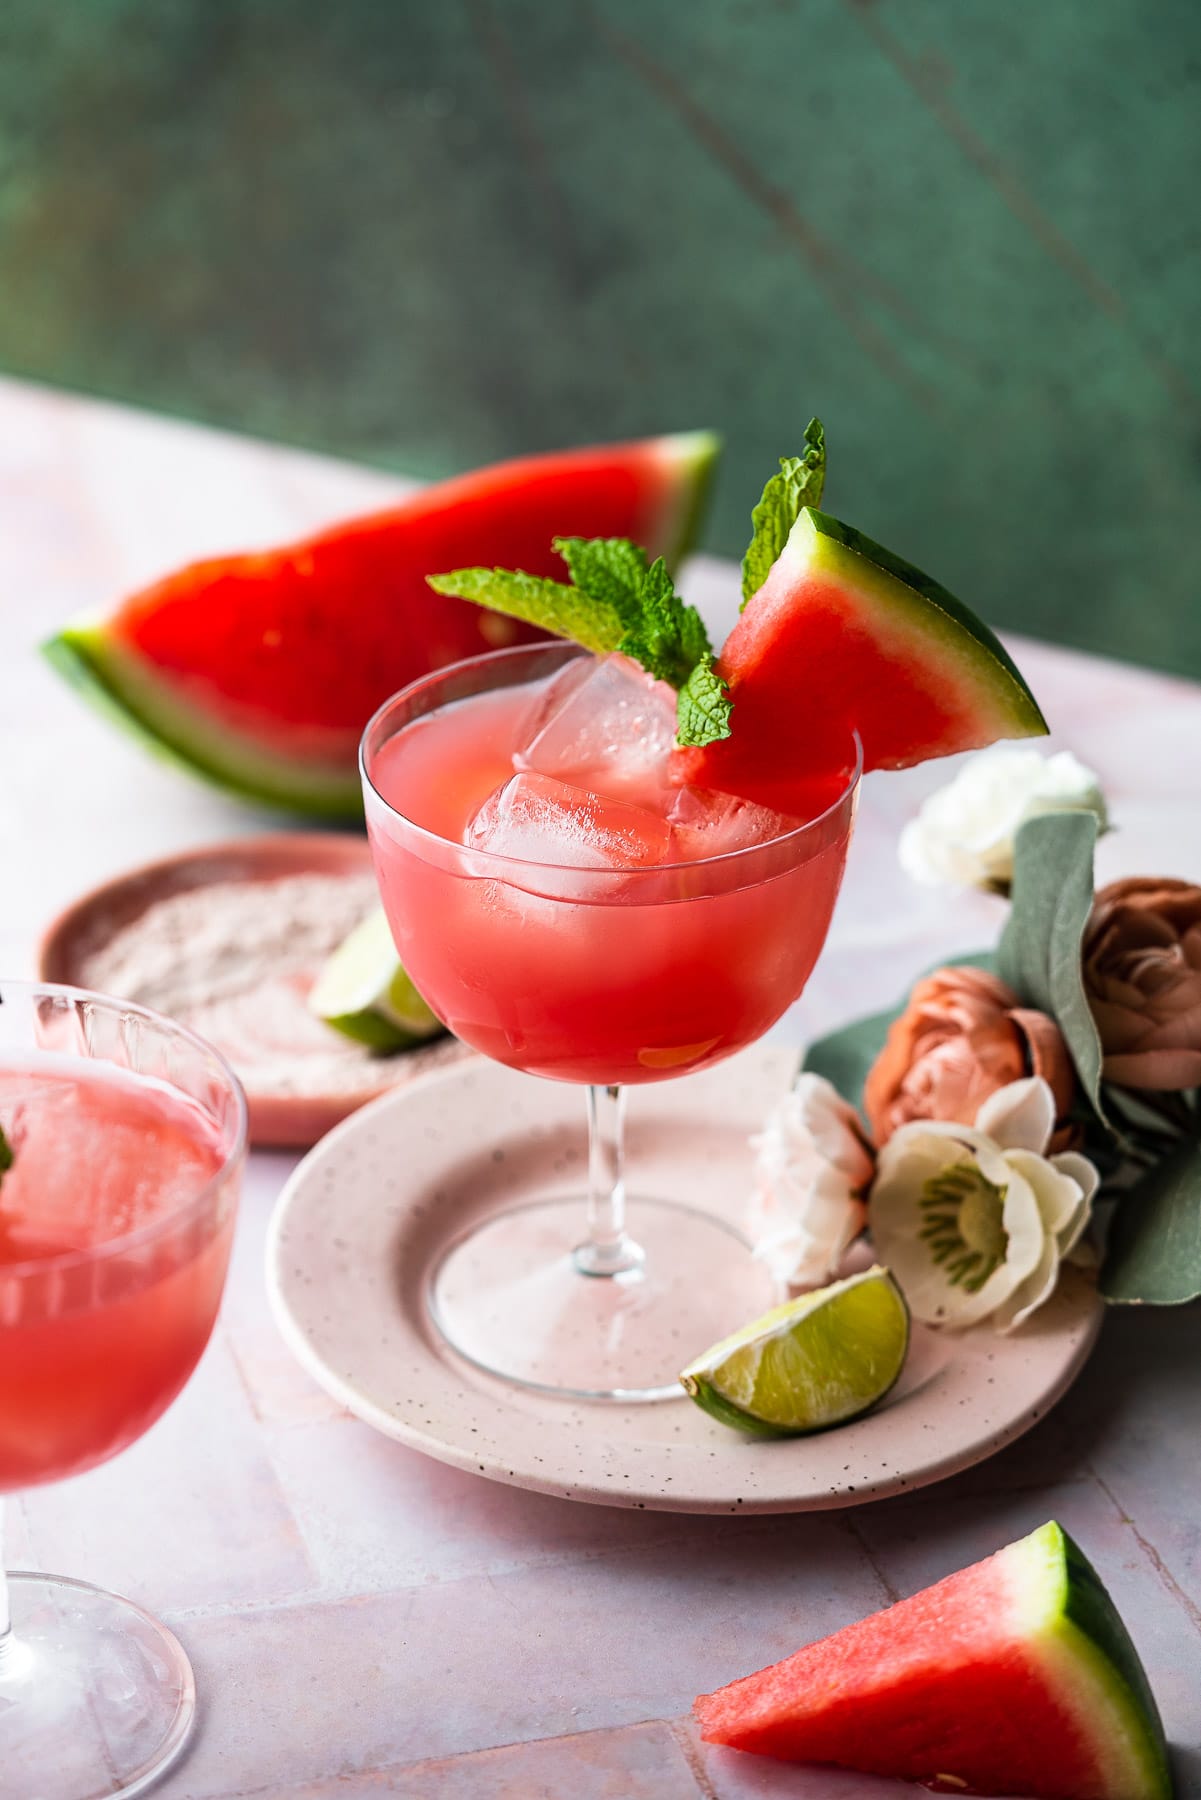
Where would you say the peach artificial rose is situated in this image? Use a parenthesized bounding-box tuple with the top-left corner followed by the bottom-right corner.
(864, 966, 1078, 1152)
(1082, 878, 1201, 1091)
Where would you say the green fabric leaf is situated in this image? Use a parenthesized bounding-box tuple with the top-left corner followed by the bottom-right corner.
(427, 568, 626, 656)
(801, 950, 998, 1117)
(996, 812, 1108, 1127)
(740, 419, 827, 608)
(615, 557, 713, 688)
(675, 655, 733, 748)
(551, 536, 647, 631)
(1100, 1135, 1201, 1304)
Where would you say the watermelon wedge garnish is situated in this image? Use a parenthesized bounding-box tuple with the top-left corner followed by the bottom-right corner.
(44, 432, 718, 817)
(674, 506, 1048, 813)
(695, 1520, 1172, 1800)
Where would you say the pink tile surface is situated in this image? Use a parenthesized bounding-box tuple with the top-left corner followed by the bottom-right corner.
(227, 1722, 705, 1799)
(2, 377, 1200, 1795)
(22, 1337, 315, 1618)
(167, 1522, 886, 1793)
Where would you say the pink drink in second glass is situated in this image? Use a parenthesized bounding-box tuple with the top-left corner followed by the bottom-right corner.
(365, 652, 855, 1086)
(0, 1060, 236, 1493)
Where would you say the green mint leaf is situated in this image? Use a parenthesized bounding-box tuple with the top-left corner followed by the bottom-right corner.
(552, 537, 647, 631)
(675, 654, 733, 747)
(0, 1124, 12, 1187)
(616, 557, 713, 688)
(741, 418, 827, 608)
(427, 568, 626, 656)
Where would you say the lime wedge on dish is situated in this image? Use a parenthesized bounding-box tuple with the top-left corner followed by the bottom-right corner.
(680, 1266, 910, 1436)
(308, 907, 445, 1053)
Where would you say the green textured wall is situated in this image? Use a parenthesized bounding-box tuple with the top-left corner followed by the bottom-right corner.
(3, 2, 1200, 674)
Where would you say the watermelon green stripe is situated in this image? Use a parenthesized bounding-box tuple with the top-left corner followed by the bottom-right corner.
(800, 508, 1048, 741)
(695, 1519, 1171, 1799)
(44, 626, 361, 816)
(1013, 1523, 1173, 1800)
(659, 429, 721, 572)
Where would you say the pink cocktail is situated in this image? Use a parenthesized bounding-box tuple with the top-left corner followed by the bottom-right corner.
(0, 983, 245, 1800)
(363, 643, 859, 1399)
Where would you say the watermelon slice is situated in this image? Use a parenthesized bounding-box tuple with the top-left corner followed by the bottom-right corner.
(695, 1520, 1171, 1800)
(44, 432, 718, 817)
(674, 507, 1047, 813)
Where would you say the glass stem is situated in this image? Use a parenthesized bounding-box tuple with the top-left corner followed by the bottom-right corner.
(0, 1497, 12, 1673)
(574, 1085, 645, 1278)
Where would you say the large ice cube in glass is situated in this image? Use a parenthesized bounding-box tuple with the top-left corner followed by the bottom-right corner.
(516, 653, 678, 804)
(467, 772, 674, 874)
(667, 786, 798, 859)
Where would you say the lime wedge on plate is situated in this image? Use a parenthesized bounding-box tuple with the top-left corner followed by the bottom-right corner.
(680, 1266, 909, 1436)
(308, 907, 445, 1052)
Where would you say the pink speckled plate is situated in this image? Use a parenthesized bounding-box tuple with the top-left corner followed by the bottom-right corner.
(37, 833, 473, 1149)
(266, 1043, 1103, 1513)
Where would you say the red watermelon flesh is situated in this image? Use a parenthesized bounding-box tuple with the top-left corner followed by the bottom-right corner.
(694, 1522, 1171, 1800)
(44, 431, 717, 817)
(674, 508, 1047, 815)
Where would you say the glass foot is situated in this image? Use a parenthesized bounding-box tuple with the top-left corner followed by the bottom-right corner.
(0, 1573, 195, 1799)
(428, 1195, 778, 1401)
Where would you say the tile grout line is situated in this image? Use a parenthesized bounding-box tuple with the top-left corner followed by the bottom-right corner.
(1087, 1463, 1201, 1641)
(160, 1511, 837, 1625)
(841, 1510, 902, 1605)
(667, 1716, 721, 1800)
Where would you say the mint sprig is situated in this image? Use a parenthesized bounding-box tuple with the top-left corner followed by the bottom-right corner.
(677, 655, 733, 745)
(741, 418, 826, 608)
(0, 1124, 12, 1189)
(429, 540, 730, 747)
(426, 566, 624, 656)
(552, 536, 647, 631)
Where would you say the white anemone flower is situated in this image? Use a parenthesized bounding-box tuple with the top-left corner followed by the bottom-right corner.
(869, 1077, 1097, 1332)
(898, 748, 1107, 891)
(750, 1073, 873, 1287)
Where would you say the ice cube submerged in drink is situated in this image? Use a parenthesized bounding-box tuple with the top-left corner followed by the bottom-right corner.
(0, 1058, 237, 1491)
(365, 650, 856, 1086)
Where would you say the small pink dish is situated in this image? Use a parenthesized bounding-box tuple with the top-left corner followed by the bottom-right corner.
(37, 832, 472, 1149)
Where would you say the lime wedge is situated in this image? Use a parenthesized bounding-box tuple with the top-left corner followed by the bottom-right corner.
(680, 1266, 909, 1436)
(308, 907, 445, 1053)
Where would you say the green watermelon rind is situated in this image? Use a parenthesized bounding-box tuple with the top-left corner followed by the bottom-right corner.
(1022, 1522, 1173, 1800)
(661, 429, 721, 570)
(697, 1519, 1171, 1798)
(43, 625, 362, 816)
(800, 508, 1048, 752)
(41, 430, 719, 819)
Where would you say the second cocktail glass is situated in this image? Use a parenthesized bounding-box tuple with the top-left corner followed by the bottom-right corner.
(362, 642, 860, 1402)
(0, 982, 246, 1800)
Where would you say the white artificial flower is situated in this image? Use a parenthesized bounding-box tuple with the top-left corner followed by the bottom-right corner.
(869, 1077, 1097, 1332)
(898, 748, 1107, 891)
(750, 1073, 873, 1287)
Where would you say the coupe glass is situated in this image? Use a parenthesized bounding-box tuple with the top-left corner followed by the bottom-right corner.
(0, 982, 246, 1800)
(362, 642, 860, 1402)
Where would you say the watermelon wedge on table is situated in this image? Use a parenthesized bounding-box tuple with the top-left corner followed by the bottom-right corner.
(674, 507, 1047, 814)
(695, 1521, 1172, 1800)
(44, 431, 718, 817)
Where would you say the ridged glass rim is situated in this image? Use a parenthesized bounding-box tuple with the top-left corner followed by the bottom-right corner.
(0, 979, 248, 1277)
(360, 640, 863, 880)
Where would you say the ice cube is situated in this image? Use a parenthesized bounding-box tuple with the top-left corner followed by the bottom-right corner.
(511, 657, 594, 751)
(667, 786, 799, 859)
(467, 772, 674, 879)
(516, 653, 678, 804)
